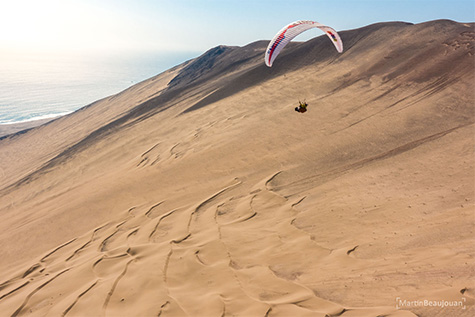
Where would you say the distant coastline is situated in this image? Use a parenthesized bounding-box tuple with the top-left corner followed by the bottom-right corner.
(0, 116, 56, 138)
(0, 50, 200, 137)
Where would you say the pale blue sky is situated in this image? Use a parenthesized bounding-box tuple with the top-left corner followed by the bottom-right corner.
(1, 0, 473, 55)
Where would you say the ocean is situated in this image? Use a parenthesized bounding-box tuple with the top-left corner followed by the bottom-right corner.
(0, 51, 198, 125)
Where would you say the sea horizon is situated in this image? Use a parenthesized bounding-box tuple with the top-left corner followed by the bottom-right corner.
(0, 50, 199, 125)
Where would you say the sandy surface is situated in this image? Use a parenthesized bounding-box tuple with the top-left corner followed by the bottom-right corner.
(0, 20, 473, 316)
(0, 118, 56, 139)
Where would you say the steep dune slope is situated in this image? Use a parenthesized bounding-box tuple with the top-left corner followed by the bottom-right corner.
(0, 20, 473, 316)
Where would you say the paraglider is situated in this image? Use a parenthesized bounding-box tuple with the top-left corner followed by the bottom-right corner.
(265, 20, 344, 113)
(295, 100, 308, 113)
(265, 20, 343, 67)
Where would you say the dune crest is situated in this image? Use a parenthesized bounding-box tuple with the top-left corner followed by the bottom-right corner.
(0, 20, 474, 316)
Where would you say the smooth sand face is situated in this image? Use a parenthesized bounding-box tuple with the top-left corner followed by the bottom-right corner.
(0, 118, 56, 138)
(0, 21, 473, 316)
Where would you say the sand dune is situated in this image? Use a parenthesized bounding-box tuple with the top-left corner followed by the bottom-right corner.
(0, 20, 474, 316)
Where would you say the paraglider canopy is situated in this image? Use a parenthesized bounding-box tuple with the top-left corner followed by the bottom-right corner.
(265, 20, 343, 67)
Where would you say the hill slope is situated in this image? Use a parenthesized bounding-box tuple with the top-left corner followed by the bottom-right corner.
(0, 20, 473, 316)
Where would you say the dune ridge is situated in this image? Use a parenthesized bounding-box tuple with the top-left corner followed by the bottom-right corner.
(0, 20, 474, 316)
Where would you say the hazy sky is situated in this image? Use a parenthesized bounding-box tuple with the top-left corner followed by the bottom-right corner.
(1, 0, 474, 55)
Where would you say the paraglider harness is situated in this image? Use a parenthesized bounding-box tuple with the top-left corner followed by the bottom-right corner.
(295, 100, 308, 113)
